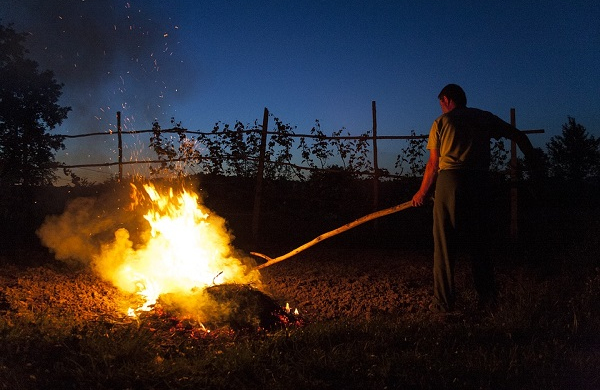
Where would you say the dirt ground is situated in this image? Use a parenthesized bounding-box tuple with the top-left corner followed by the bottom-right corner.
(258, 245, 435, 320)
(0, 243, 494, 329)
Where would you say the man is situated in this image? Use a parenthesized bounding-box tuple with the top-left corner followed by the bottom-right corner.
(412, 84, 536, 313)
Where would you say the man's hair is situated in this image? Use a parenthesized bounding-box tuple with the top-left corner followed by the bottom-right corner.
(438, 84, 467, 107)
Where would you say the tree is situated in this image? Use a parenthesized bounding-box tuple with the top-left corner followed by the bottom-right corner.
(0, 24, 71, 186)
(546, 117, 600, 182)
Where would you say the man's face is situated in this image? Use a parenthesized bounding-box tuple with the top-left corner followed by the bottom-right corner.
(439, 96, 452, 113)
(440, 96, 450, 114)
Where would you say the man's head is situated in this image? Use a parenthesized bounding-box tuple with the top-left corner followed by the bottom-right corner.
(438, 84, 467, 113)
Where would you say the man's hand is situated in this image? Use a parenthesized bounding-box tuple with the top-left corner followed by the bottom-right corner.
(412, 149, 439, 207)
(412, 191, 427, 207)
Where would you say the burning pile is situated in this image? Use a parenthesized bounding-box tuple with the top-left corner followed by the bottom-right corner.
(97, 183, 260, 316)
(37, 181, 299, 331)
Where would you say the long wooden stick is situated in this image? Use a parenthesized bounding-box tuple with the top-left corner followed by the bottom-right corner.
(252, 200, 413, 269)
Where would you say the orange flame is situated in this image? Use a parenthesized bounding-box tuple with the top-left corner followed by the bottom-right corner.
(93, 182, 259, 316)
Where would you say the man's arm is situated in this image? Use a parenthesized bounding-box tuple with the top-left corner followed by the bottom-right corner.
(494, 116, 536, 159)
(412, 149, 439, 207)
(512, 129, 535, 160)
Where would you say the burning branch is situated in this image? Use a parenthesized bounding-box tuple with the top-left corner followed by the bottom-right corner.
(252, 200, 413, 269)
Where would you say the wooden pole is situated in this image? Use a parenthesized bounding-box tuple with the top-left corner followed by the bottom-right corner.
(372, 101, 379, 212)
(252, 201, 413, 269)
(117, 111, 123, 182)
(252, 107, 269, 245)
(510, 108, 518, 242)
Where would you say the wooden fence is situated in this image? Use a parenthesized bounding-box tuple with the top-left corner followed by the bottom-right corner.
(58, 102, 544, 242)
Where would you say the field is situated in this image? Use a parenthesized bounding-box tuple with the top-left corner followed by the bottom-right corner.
(0, 178, 599, 389)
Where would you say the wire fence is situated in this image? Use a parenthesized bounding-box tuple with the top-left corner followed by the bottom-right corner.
(58, 108, 429, 180)
(54, 104, 544, 242)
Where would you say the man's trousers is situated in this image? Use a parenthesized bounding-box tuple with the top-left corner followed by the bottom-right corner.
(432, 169, 495, 309)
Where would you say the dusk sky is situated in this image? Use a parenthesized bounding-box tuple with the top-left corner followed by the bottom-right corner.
(1, 0, 598, 184)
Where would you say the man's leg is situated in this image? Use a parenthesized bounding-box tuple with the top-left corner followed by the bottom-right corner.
(465, 173, 496, 304)
(432, 171, 457, 312)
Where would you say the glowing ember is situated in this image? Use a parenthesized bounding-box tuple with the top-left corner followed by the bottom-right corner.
(285, 302, 300, 316)
(93, 183, 259, 316)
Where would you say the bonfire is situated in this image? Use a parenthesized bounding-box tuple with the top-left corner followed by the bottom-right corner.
(37, 181, 303, 333)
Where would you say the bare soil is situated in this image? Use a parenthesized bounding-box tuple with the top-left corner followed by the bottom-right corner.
(0, 243, 511, 328)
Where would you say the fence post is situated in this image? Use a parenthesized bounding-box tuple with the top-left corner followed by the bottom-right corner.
(252, 107, 269, 245)
(372, 101, 379, 212)
(117, 111, 123, 182)
(510, 108, 518, 242)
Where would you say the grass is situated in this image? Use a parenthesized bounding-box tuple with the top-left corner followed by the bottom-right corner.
(1, 264, 598, 390)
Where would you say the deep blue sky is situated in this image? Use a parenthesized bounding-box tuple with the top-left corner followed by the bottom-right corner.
(2, 1, 599, 183)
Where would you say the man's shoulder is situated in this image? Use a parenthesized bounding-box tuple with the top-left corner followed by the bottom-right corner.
(447, 107, 503, 125)
(434, 107, 499, 128)
(457, 106, 493, 117)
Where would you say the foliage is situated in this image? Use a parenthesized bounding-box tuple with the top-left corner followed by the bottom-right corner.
(329, 128, 373, 174)
(152, 115, 375, 181)
(299, 120, 333, 170)
(148, 117, 197, 177)
(223, 121, 261, 178)
(546, 117, 600, 181)
(264, 117, 301, 180)
(298, 120, 372, 179)
(62, 167, 96, 187)
(196, 120, 261, 177)
(0, 24, 71, 186)
(489, 139, 510, 174)
(148, 116, 303, 180)
(197, 122, 228, 175)
(395, 130, 427, 177)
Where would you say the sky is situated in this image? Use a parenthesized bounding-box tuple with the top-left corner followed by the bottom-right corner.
(1, 0, 599, 184)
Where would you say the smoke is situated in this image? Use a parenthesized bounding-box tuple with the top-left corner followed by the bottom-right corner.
(1, 0, 195, 169)
(36, 184, 145, 268)
(36, 197, 108, 266)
